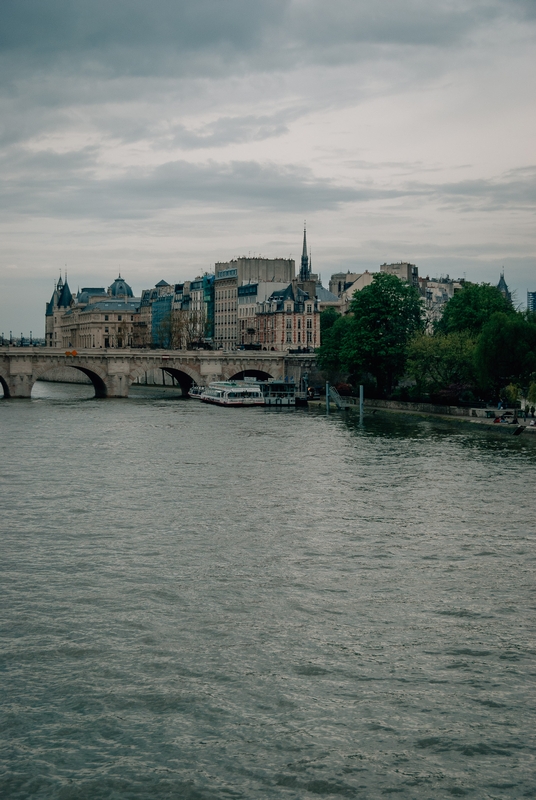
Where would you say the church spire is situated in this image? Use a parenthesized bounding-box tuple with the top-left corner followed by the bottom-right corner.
(299, 222, 310, 281)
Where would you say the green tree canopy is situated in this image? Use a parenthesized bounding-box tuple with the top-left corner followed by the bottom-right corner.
(475, 312, 536, 391)
(316, 313, 352, 381)
(318, 272, 423, 394)
(436, 282, 514, 336)
(407, 331, 477, 392)
(319, 307, 341, 335)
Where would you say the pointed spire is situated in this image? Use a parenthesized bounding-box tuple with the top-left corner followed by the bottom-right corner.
(299, 222, 310, 281)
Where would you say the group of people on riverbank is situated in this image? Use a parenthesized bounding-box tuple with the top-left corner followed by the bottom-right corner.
(497, 400, 535, 419)
(494, 401, 536, 425)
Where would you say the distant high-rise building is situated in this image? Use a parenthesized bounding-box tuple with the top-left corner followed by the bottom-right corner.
(528, 291, 536, 313)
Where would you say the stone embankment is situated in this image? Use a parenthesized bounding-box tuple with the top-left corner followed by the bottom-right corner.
(309, 396, 536, 435)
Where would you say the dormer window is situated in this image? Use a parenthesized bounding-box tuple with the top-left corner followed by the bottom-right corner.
(307, 304, 312, 313)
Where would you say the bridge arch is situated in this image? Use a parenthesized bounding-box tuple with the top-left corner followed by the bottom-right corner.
(0, 372, 9, 398)
(128, 361, 203, 396)
(32, 363, 108, 398)
(228, 368, 274, 382)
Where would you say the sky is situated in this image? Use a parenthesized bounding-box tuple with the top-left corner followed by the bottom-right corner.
(1, 0, 535, 336)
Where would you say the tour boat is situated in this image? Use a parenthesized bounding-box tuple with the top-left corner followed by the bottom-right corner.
(260, 379, 296, 407)
(188, 385, 205, 399)
(200, 378, 297, 408)
(200, 381, 265, 407)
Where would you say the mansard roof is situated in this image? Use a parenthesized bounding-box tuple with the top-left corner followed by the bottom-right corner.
(77, 299, 140, 314)
(77, 288, 106, 304)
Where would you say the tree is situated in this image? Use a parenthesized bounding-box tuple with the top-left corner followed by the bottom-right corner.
(316, 314, 352, 382)
(407, 331, 477, 393)
(320, 307, 340, 335)
(474, 312, 536, 392)
(341, 273, 423, 395)
(436, 282, 514, 336)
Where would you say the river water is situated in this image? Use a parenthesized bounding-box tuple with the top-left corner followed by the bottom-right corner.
(1, 382, 535, 799)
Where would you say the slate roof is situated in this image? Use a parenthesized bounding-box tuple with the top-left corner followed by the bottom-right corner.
(57, 281, 73, 308)
(63, 299, 140, 316)
(108, 276, 134, 297)
(77, 288, 106, 304)
(497, 273, 510, 297)
(315, 285, 339, 302)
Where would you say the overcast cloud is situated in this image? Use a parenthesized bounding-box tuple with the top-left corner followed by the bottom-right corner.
(1, 0, 535, 333)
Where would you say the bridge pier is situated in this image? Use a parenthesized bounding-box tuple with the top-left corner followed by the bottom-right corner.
(1, 356, 34, 397)
(6, 374, 33, 398)
(103, 357, 132, 398)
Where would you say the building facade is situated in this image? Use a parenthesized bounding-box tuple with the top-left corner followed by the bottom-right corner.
(256, 281, 320, 352)
(45, 275, 140, 349)
(380, 262, 419, 288)
(237, 282, 290, 347)
(214, 257, 295, 349)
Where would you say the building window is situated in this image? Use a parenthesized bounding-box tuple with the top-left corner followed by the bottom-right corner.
(306, 318, 312, 329)
(118, 315, 122, 321)
(105, 327, 109, 333)
(286, 332, 292, 343)
(297, 332, 301, 343)
(105, 315, 109, 321)
(297, 319, 301, 329)
(286, 318, 292, 329)
(307, 304, 312, 313)
(307, 330, 312, 343)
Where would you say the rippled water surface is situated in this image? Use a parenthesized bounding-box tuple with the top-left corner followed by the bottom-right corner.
(1, 382, 535, 799)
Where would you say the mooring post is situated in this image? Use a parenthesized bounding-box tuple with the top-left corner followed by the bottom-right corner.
(326, 382, 330, 414)
(359, 384, 364, 416)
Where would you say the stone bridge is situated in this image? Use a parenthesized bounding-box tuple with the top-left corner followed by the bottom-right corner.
(0, 348, 317, 398)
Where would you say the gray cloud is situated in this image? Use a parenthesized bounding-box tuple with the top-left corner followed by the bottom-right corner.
(169, 110, 302, 149)
(410, 167, 536, 211)
(2, 145, 534, 221)
(0, 0, 535, 334)
(0, 0, 531, 85)
(0, 156, 382, 218)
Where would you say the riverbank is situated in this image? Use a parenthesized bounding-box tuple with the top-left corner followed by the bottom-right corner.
(308, 397, 536, 436)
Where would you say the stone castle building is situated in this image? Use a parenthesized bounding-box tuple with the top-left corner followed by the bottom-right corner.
(45, 275, 140, 349)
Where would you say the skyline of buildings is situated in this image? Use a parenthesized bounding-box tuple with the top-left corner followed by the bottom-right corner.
(1, 223, 530, 346)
